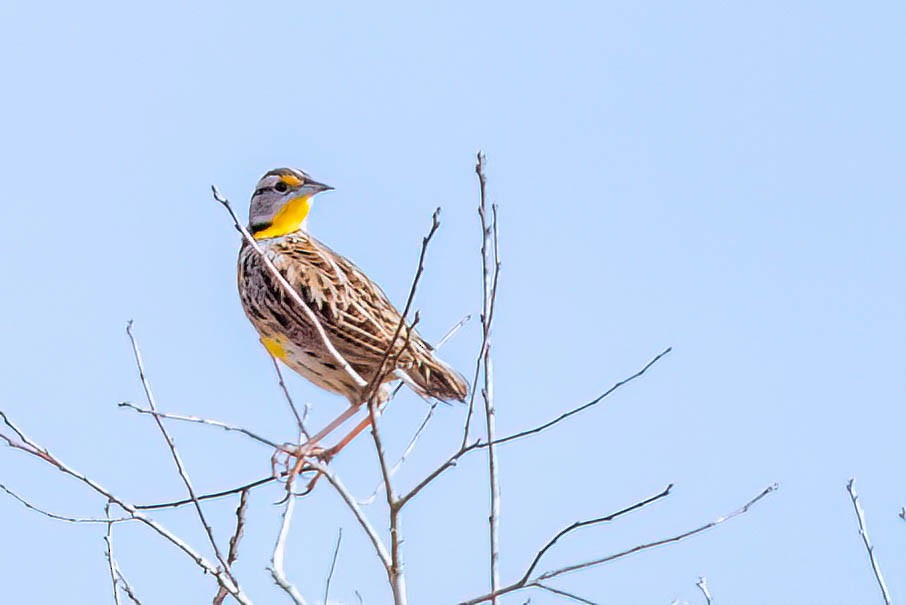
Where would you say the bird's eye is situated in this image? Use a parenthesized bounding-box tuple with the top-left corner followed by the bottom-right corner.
(274, 181, 289, 193)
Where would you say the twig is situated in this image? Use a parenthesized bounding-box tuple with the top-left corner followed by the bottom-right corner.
(0, 411, 248, 603)
(125, 322, 237, 592)
(228, 489, 249, 566)
(118, 401, 286, 451)
(696, 577, 712, 605)
(214, 489, 250, 605)
(533, 583, 597, 605)
(490, 347, 672, 448)
(135, 475, 277, 510)
(269, 471, 308, 605)
(352, 209, 442, 604)
(116, 570, 143, 605)
(437, 314, 471, 348)
(362, 207, 441, 404)
(472, 152, 503, 603)
(368, 398, 408, 605)
(846, 479, 891, 605)
(398, 348, 671, 508)
(103, 502, 142, 605)
(324, 528, 343, 605)
(359, 403, 438, 505)
(105, 502, 122, 605)
(271, 354, 311, 439)
(0, 483, 130, 524)
(520, 484, 673, 585)
(460, 484, 778, 605)
(359, 312, 466, 504)
(212, 185, 366, 389)
(308, 459, 391, 570)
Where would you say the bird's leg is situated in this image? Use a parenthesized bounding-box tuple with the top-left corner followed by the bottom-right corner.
(320, 389, 390, 460)
(290, 387, 390, 467)
(291, 401, 364, 460)
(320, 414, 375, 460)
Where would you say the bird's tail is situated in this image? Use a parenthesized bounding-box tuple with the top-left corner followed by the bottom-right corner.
(410, 356, 469, 403)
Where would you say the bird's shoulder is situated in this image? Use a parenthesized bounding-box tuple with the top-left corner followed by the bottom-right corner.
(266, 234, 408, 343)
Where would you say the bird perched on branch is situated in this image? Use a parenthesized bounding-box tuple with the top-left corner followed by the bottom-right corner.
(237, 167, 467, 453)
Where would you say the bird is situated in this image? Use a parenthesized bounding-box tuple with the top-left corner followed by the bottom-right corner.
(237, 167, 468, 454)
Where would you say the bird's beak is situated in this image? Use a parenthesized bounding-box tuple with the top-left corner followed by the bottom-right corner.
(300, 179, 333, 196)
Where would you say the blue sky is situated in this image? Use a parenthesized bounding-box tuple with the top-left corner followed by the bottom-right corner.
(1, 1, 904, 603)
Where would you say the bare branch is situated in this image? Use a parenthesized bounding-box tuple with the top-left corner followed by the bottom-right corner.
(215, 489, 251, 605)
(520, 484, 673, 585)
(324, 528, 343, 605)
(533, 583, 597, 605)
(308, 459, 392, 570)
(368, 398, 408, 605)
(696, 577, 712, 605)
(104, 502, 123, 605)
(472, 152, 503, 603)
(362, 207, 441, 404)
(846, 478, 891, 605)
(118, 401, 286, 451)
(0, 410, 248, 603)
(269, 472, 308, 605)
(491, 347, 672, 448)
(125, 322, 237, 590)
(437, 314, 471, 348)
(135, 475, 277, 510)
(360, 403, 439, 506)
(270, 354, 311, 440)
(212, 185, 367, 389)
(399, 347, 671, 508)
(116, 570, 143, 605)
(537, 483, 777, 581)
(0, 483, 130, 524)
(460, 484, 778, 605)
(228, 489, 250, 567)
(355, 312, 468, 504)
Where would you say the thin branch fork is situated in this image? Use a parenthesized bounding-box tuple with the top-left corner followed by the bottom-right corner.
(398, 347, 671, 509)
(308, 459, 392, 570)
(0, 411, 249, 604)
(105, 501, 143, 605)
(459, 483, 778, 605)
(696, 576, 712, 605)
(118, 401, 287, 451)
(0, 483, 131, 524)
(518, 484, 673, 586)
(134, 312, 472, 514)
(269, 463, 308, 605)
(125, 322, 239, 594)
(214, 489, 250, 605)
(104, 502, 123, 605)
(361, 207, 441, 406)
(473, 152, 503, 604)
(846, 478, 891, 605)
(367, 396, 408, 605)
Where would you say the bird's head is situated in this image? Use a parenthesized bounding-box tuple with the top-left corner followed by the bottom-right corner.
(249, 167, 333, 239)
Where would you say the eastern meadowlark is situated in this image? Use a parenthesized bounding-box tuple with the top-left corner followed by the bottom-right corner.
(237, 167, 467, 453)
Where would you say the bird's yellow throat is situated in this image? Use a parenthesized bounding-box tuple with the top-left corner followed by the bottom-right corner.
(253, 196, 313, 239)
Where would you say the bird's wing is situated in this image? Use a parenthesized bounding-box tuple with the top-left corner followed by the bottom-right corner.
(270, 234, 467, 400)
